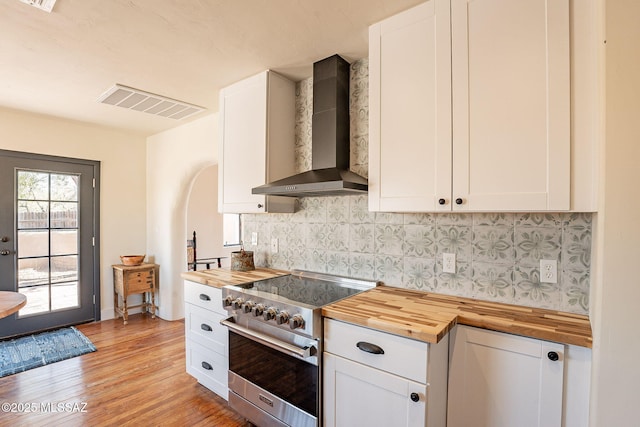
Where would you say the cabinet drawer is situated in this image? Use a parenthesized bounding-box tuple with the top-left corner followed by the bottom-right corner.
(126, 270, 154, 292)
(324, 319, 429, 383)
(186, 340, 228, 400)
(185, 303, 227, 355)
(184, 280, 225, 314)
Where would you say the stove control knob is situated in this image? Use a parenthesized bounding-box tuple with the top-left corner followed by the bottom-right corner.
(252, 304, 265, 317)
(242, 301, 255, 313)
(263, 307, 278, 321)
(222, 296, 234, 308)
(232, 298, 244, 310)
(276, 311, 290, 325)
(289, 314, 305, 330)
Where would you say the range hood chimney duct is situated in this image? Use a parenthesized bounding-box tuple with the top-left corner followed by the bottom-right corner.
(252, 55, 368, 197)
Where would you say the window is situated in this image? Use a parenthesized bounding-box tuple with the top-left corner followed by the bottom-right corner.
(223, 214, 241, 247)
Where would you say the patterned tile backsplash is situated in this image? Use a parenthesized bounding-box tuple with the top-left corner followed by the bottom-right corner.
(243, 204, 591, 315)
(241, 59, 591, 315)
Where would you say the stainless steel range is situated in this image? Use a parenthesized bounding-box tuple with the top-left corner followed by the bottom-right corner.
(221, 270, 378, 427)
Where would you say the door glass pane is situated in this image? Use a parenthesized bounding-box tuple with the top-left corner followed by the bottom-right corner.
(16, 170, 81, 316)
(51, 255, 78, 283)
(17, 230, 49, 258)
(51, 202, 78, 228)
(17, 171, 49, 200)
(52, 282, 79, 310)
(17, 201, 49, 228)
(51, 230, 78, 256)
(50, 174, 78, 202)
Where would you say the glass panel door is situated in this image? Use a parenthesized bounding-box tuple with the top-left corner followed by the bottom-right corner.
(0, 150, 99, 338)
(17, 170, 80, 315)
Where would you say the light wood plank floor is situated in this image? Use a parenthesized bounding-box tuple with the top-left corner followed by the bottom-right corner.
(0, 314, 248, 427)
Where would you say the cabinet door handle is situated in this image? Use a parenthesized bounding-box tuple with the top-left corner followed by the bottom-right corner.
(438, 198, 446, 205)
(201, 361, 213, 370)
(201, 323, 212, 332)
(356, 341, 385, 355)
(257, 203, 264, 209)
(410, 392, 420, 402)
(199, 294, 211, 301)
(547, 351, 560, 361)
(455, 198, 463, 205)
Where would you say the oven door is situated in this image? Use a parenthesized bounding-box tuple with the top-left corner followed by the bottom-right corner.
(223, 319, 319, 427)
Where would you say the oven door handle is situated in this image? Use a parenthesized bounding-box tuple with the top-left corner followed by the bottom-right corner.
(221, 318, 316, 361)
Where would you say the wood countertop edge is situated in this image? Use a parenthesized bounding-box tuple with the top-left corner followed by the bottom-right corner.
(181, 268, 290, 289)
(323, 286, 593, 348)
(181, 269, 592, 348)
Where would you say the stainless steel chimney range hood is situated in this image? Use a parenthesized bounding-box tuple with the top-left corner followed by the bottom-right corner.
(252, 55, 368, 197)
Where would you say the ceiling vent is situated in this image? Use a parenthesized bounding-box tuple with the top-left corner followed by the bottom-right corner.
(19, 0, 57, 12)
(97, 84, 206, 120)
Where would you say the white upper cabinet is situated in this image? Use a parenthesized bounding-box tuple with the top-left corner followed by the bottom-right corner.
(218, 70, 296, 213)
(369, 0, 574, 212)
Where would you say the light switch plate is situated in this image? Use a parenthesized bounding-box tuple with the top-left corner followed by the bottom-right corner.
(540, 259, 557, 283)
(271, 238, 279, 254)
(251, 232, 258, 246)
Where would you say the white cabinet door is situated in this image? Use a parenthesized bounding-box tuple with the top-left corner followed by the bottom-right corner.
(323, 352, 427, 427)
(218, 71, 296, 213)
(451, 0, 570, 211)
(369, 0, 571, 212)
(447, 325, 565, 427)
(368, 0, 452, 212)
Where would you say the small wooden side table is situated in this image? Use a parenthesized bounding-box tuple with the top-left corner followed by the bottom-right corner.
(112, 263, 158, 325)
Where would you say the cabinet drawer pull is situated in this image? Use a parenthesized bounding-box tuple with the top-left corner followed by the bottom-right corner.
(356, 341, 385, 355)
(410, 392, 420, 402)
(199, 294, 211, 301)
(547, 351, 560, 361)
(200, 323, 212, 332)
(201, 361, 213, 370)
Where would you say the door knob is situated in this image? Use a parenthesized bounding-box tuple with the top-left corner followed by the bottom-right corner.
(0, 249, 11, 256)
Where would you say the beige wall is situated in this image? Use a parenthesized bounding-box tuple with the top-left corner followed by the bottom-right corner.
(0, 106, 147, 319)
(591, 0, 640, 424)
(146, 113, 218, 320)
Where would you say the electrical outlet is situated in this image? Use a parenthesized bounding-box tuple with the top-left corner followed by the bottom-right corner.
(540, 259, 557, 283)
(251, 232, 258, 246)
(443, 253, 456, 274)
(271, 238, 279, 254)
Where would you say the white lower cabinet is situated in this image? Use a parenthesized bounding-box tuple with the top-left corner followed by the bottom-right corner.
(323, 319, 448, 427)
(447, 325, 570, 427)
(184, 280, 228, 400)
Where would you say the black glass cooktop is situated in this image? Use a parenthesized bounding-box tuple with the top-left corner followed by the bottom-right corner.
(229, 273, 372, 308)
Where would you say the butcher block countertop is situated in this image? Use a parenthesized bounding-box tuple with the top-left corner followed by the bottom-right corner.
(322, 285, 592, 348)
(181, 267, 289, 289)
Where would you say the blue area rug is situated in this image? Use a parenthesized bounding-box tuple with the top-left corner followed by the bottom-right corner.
(0, 327, 96, 378)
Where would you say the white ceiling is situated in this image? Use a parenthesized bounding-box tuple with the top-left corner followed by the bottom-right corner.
(1, 0, 424, 136)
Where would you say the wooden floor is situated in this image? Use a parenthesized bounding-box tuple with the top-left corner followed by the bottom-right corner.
(0, 314, 248, 427)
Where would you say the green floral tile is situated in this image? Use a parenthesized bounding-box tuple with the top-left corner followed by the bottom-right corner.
(374, 255, 403, 284)
(436, 225, 472, 261)
(305, 249, 327, 273)
(514, 266, 560, 310)
(515, 213, 562, 227)
(349, 253, 375, 280)
(349, 224, 374, 253)
(326, 197, 350, 223)
(404, 212, 435, 225)
(326, 251, 350, 277)
(473, 213, 515, 226)
(473, 226, 515, 264)
(325, 223, 349, 252)
(403, 225, 436, 258)
(515, 226, 561, 267)
(561, 270, 590, 314)
(472, 262, 515, 303)
(375, 224, 404, 256)
(403, 257, 435, 291)
(350, 195, 374, 224)
(435, 260, 472, 297)
(562, 227, 591, 272)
